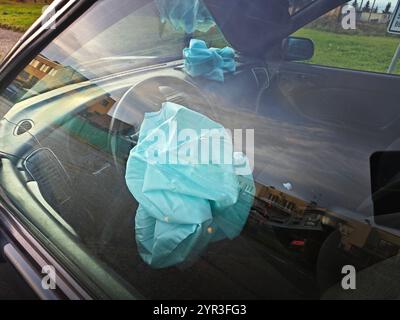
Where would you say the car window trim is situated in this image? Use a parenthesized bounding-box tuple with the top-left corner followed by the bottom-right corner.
(0, 197, 90, 300)
(0, 0, 97, 94)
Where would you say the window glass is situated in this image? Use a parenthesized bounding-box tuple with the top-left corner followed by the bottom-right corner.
(0, 0, 259, 300)
(294, 0, 400, 74)
(1, 0, 400, 300)
(2, 0, 228, 105)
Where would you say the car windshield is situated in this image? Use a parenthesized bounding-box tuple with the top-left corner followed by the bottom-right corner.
(6, 0, 227, 103)
(1, 0, 400, 300)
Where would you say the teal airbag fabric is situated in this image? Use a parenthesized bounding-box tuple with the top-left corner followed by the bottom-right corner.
(155, 0, 215, 34)
(125, 102, 254, 268)
(183, 39, 236, 82)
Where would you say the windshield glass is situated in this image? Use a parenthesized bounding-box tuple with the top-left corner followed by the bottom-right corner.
(13, 0, 228, 101)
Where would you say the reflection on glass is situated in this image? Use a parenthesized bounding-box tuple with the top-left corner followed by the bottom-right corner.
(0, 0, 400, 300)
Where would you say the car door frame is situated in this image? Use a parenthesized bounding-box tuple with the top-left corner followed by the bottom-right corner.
(0, 0, 141, 300)
(0, 0, 96, 93)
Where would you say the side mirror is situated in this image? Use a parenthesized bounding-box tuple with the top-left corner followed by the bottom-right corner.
(283, 36, 314, 61)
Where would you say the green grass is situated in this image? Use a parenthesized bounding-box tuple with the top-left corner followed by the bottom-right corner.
(0, 0, 43, 32)
(295, 28, 400, 74)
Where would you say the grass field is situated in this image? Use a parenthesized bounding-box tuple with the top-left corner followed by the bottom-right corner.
(295, 28, 400, 74)
(0, 0, 43, 32)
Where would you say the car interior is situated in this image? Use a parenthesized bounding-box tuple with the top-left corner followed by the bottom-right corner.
(1, 0, 400, 299)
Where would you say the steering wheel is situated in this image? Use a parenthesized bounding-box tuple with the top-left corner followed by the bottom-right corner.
(107, 76, 218, 172)
(97, 76, 217, 244)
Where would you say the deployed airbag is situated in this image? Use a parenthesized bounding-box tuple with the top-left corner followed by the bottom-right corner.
(155, 0, 215, 34)
(183, 39, 236, 82)
(125, 102, 254, 268)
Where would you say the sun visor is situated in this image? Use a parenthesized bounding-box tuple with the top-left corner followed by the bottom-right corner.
(204, 0, 291, 56)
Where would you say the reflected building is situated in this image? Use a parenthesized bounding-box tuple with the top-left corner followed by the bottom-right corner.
(17, 55, 87, 93)
(4, 55, 120, 154)
(250, 182, 323, 231)
(19, 55, 117, 125)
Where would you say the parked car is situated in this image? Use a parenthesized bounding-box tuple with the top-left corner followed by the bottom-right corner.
(1, 0, 400, 300)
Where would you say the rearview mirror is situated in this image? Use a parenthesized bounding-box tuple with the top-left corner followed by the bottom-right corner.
(283, 37, 314, 61)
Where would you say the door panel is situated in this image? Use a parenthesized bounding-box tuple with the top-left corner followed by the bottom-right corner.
(251, 60, 400, 223)
(278, 62, 400, 130)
